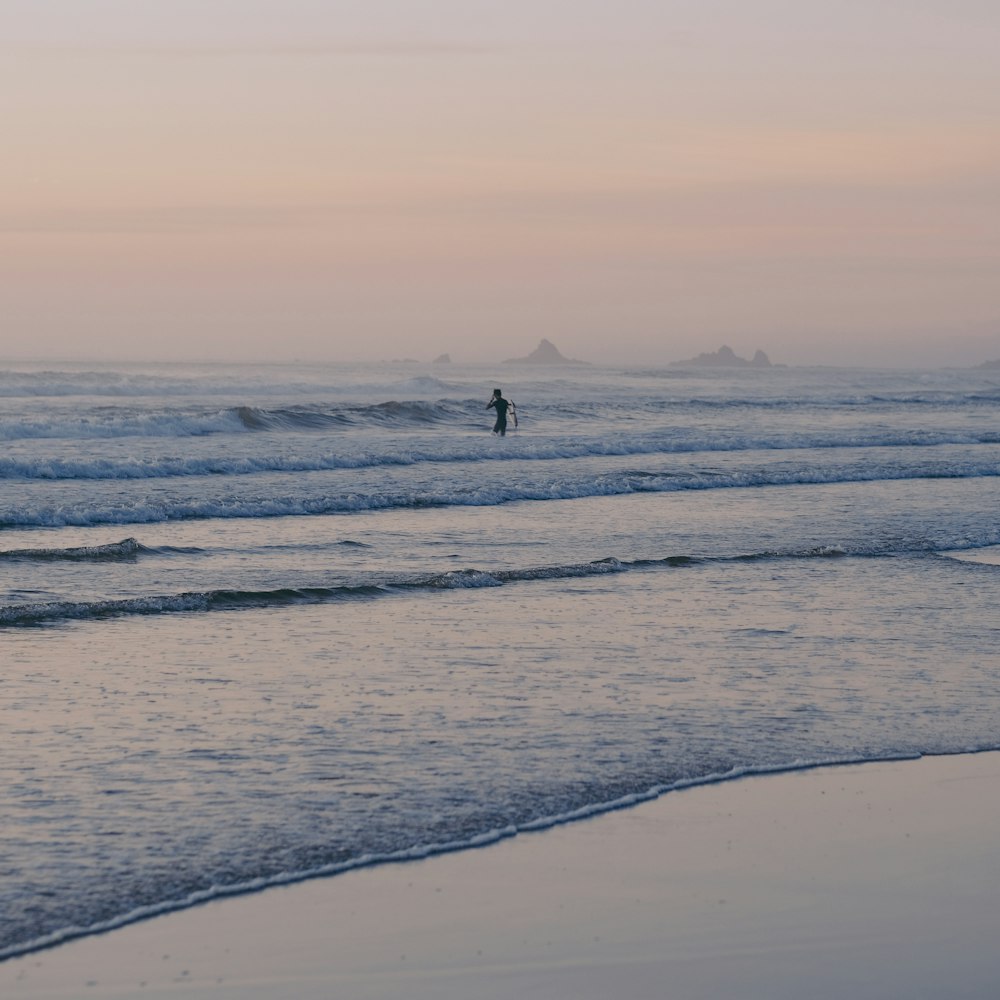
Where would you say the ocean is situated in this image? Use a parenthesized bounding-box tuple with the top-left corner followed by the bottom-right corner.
(2, 359, 1000, 959)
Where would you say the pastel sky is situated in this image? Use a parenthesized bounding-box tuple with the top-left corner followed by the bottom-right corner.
(3, 1, 999, 365)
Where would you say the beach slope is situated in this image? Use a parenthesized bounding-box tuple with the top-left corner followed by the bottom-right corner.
(3, 753, 999, 999)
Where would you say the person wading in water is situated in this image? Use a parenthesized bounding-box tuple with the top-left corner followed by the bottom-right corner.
(486, 388, 516, 436)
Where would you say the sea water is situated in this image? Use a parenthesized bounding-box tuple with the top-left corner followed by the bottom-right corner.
(2, 360, 999, 957)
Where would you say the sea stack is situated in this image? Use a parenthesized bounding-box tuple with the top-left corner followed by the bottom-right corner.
(503, 338, 589, 365)
(671, 345, 774, 368)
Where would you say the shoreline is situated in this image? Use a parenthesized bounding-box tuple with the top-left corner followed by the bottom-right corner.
(0, 752, 933, 965)
(4, 751, 1000, 998)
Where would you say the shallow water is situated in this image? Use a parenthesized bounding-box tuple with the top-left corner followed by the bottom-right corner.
(2, 361, 999, 957)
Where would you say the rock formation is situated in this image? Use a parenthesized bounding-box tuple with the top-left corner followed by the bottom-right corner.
(503, 338, 588, 365)
(671, 345, 773, 368)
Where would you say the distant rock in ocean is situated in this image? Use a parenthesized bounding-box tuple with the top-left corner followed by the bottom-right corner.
(671, 345, 774, 368)
(432, 353, 452, 364)
(503, 338, 589, 365)
(977, 358, 1000, 369)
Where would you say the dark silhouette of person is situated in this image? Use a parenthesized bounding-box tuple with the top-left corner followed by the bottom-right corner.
(486, 388, 516, 436)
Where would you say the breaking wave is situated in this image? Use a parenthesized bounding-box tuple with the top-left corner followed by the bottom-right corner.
(0, 399, 473, 443)
(3, 454, 999, 527)
(4, 427, 1000, 480)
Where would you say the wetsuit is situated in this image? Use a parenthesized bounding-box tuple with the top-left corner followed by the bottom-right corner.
(487, 396, 510, 436)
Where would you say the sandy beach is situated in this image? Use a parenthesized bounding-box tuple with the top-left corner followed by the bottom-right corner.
(3, 752, 998, 999)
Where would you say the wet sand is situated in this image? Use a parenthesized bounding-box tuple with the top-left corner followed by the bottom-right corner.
(3, 752, 999, 999)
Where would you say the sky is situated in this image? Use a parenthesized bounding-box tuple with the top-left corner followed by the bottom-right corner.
(3, 1, 999, 366)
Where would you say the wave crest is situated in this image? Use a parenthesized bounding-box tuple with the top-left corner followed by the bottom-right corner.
(0, 546, 955, 628)
(0, 537, 146, 562)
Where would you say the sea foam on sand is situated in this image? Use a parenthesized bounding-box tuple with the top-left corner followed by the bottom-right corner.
(3, 753, 999, 999)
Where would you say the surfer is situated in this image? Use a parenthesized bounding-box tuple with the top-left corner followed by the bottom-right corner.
(486, 388, 516, 436)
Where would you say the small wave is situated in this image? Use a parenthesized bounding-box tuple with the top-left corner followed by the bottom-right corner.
(0, 584, 388, 627)
(231, 400, 465, 432)
(234, 405, 353, 431)
(0, 546, 923, 628)
(368, 400, 454, 425)
(0, 409, 245, 442)
(0, 565, 633, 626)
(732, 545, 848, 563)
(422, 569, 504, 588)
(0, 394, 481, 444)
(0, 537, 147, 562)
(0, 399, 478, 448)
